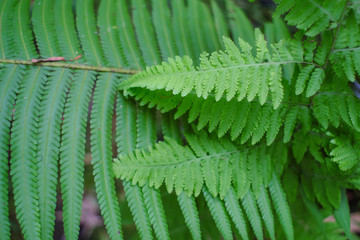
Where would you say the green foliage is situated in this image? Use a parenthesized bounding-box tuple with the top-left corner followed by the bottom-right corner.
(1, 0, 360, 239)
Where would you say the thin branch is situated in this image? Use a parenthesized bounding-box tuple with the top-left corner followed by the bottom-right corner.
(0, 58, 139, 74)
(332, 46, 360, 53)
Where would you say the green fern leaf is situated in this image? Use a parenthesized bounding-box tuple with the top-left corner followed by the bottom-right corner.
(152, 0, 177, 60)
(90, 73, 123, 240)
(60, 70, 95, 240)
(11, 67, 47, 240)
(116, 95, 153, 240)
(313, 95, 329, 129)
(203, 188, 233, 240)
(283, 105, 299, 143)
(120, 33, 311, 110)
(123, 182, 153, 240)
(224, 187, 249, 240)
(325, 179, 341, 209)
(257, 185, 276, 240)
(98, 0, 127, 68)
(177, 193, 202, 240)
(0, 0, 17, 58)
(76, 0, 106, 66)
(116, 0, 144, 69)
(232, 150, 250, 198)
(0, 65, 23, 240)
(333, 189, 352, 240)
(114, 134, 240, 197)
(54, 0, 82, 60)
(306, 68, 325, 97)
(31, 2, 71, 238)
(295, 65, 315, 95)
(210, 0, 230, 48)
(330, 137, 358, 171)
(36, 69, 71, 240)
(13, 0, 38, 60)
(143, 185, 170, 240)
(172, 0, 195, 59)
(132, 0, 161, 66)
(274, 0, 347, 36)
(225, 0, 254, 46)
(269, 173, 294, 240)
(241, 190, 263, 240)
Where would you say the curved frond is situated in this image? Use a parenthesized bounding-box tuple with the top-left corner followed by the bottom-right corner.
(143, 185, 170, 240)
(269, 173, 294, 240)
(60, 70, 95, 240)
(98, 0, 126, 68)
(114, 132, 279, 198)
(10, 66, 47, 240)
(36, 68, 71, 240)
(177, 193, 201, 240)
(131, 0, 161, 66)
(152, 0, 177, 60)
(0, 0, 17, 58)
(90, 73, 123, 240)
(224, 187, 249, 240)
(241, 190, 263, 240)
(274, 0, 347, 36)
(0, 65, 23, 240)
(203, 188, 233, 240)
(121, 32, 312, 110)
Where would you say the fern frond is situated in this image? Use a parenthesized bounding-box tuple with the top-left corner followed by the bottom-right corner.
(187, 0, 207, 60)
(120, 32, 316, 110)
(177, 193, 201, 240)
(13, 0, 38, 59)
(76, 0, 106, 66)
(333, 189, 351, 239)
(171, 0, 195, 59)
(60, 70, 95, 240)
(36, 68, 71, 240)
(123, 182, 153, 240)
(257, 185, 276, 240)
(143, 185, 170, 240)
(11, 67, 48, 240)
(116, 0, 144, 69)
(273, 0, 347, 36)
(210, 0, 230, 49)
(30, 3, 71, 238)
(116, 94, 153, 240)
(32, 0, 60, 58)
(224, 187, 249, 240)
(269, 173, 294, 240)
(54, 0, 82, 60)
(0, 0, 17, 58)
(90, 73, 123, 240)
(136, 86, 169, 240)
(331, 10, 360, 83)
(330, 137, 359, 171)
(198, 1, 221, 52)
(132, 0, 161, 66)
(225, 0, 255, 46)
(98, 0, 127, 68)
(203, 188, 233, 240)
(114, 131, 280, 198)
(312, 93, 360, 132)
(0, 65, 23, 240)
(241, 190, 263, 240)
(152, 0, 178, 60)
